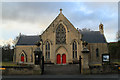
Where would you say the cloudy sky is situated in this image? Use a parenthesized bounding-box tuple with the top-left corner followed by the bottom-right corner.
(0, 2, 119, 46)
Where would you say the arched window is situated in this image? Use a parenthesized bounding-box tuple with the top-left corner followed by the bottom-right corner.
(72, 41, 77, 59)
(45, 41, 50, 60)
(96, 48, 99, 57)
(56, 24, 66, 44)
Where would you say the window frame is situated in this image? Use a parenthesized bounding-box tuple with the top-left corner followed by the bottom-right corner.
(45, 41, 50, 60)
(72, 41, 77, 59)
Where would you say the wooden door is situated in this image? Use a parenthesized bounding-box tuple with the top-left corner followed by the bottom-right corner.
(62, 54, 66, 64)
(21, 54, 24, 62)
(57, 54, 61, 64)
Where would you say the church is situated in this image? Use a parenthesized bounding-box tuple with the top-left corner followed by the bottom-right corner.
(13, 9, 108, 71)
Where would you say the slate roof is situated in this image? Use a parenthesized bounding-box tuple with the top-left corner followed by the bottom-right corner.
(80, 31, 107, 43)
(16, 35, 40, 45)
(16, 31, 107, 45)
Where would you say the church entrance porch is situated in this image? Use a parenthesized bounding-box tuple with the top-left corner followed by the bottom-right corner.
(56, 46, 68, 64)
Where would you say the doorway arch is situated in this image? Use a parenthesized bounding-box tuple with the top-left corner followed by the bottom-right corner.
(19, 50, 27, 63)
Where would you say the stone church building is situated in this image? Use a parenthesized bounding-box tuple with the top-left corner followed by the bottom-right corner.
(13, 9, 108, 72)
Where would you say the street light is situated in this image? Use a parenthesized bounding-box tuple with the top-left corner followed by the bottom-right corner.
(34, 41, 42, 65)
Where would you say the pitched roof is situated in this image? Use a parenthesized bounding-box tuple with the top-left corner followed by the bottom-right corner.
(16, 35, 40, 45)
(80, 31, 107, 43)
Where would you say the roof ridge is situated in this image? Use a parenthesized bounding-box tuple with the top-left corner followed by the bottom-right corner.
(80, 30, 100, 32)
(21, 35, 40, 37)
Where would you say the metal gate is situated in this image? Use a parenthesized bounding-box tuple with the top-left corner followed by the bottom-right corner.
(79, 56, 82, 73)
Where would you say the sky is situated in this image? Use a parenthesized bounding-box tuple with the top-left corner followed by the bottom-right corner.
(0, 2, 119, 46)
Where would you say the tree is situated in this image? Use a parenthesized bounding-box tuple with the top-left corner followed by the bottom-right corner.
(2, 34, 20, 62)
(77, 28, 92, 32)
(82, 28, 91, 31)
(2, 44, 14, 62)
(116, 30, 120, 41)
(2, 44, 11, 50)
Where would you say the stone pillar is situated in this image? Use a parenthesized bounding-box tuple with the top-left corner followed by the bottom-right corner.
(81, 53, 90, 74)
(81, 41, 90, 74)
(33, 65, 41, 74)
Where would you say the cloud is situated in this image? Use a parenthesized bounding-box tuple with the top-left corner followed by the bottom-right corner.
(2, 20, 45, 39)
(66, 2, 118, 42)
(0, 38, 14, 46)
(2, 2, 67, 23)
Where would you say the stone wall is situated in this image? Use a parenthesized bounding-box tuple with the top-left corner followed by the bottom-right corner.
(14, 45, 38, 64)
(87, 43, 108, 65)
(90, 64, 119, 74)
(2, 65, 41, 75)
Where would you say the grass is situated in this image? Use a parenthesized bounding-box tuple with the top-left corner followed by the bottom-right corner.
(111, 59, 120, 65)
(0, 62, 19, 66)
(112, 62, 120, 65)
(1, 62, 34, 67)
(111, 59, 120, 62)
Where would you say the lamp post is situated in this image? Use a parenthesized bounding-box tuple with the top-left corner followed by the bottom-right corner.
(39, 35, 44, 74)
(79, 56, 82, 73)
(34, 41, 42, 65)
(39, 35, 43, 56)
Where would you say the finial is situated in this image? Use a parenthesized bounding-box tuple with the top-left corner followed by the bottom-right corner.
(60, 8, 62, 13)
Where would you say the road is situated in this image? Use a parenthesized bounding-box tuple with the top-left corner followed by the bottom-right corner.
(1, 74, 120, 80)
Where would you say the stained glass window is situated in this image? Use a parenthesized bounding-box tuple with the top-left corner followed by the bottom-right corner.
(56, 24, 66, 44)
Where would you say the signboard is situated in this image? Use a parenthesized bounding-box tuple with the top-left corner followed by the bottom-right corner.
(102, 54, 110, 62)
